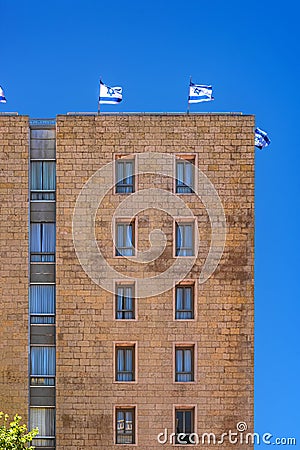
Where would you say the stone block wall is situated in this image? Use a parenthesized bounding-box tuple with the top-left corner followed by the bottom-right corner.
(55, 113, 254, 449)
(0, 115, 29, 419)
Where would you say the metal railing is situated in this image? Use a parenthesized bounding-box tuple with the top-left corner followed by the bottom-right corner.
(30, 118, 56, 126)
(0, 112, 19, 115)
(66, 111, 244, 116)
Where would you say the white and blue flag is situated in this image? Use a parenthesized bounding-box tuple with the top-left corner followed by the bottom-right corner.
(99, 80, 122, 104)
(188, 82, 214, 103)
(255, 127, 270, 149)
(0, 85, 6, 103)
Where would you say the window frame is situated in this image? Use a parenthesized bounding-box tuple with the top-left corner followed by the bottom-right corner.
(174, 344, 195, 383)
(174, 283, 195, 320)
(175, 154, 196, 195)
(174, 219, 197, 258)
(30, 159, 56, 201)
(114, 155, 136, 194)
(30, 283, 56, 324)
(115, 406, 136, 445)
(115, 283, 136, 320)
(174, 406, 196, 445)
(30, 344, 56, 387)
(30, 406, 56, 448)
(30, 222, 56, 262)
(114, 220, 136, 257)
(115, 344, 136, 383)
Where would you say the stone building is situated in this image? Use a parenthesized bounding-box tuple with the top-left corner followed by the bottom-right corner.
(0, 113, 254, 449)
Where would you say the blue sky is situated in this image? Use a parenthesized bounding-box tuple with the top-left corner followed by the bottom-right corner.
(1, 0, 300, 445)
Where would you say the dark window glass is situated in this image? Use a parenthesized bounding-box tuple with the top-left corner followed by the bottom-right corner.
(175, 409, 194, 444)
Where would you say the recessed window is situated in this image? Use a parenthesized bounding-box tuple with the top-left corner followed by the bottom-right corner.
(175, 222, 194, 256)
(116, 408, 135, 444)
(116, 346, 135, 382)
(30, 223, 56, 262)
(176, 158, 195, 193)
(30, 346, 55, 386)
(116, 285, 135, 319)
(30, 285, 55, 324)
(116, 159, 135, 194)
(30, 407, 55, 448)
(31, 161, 56, 200)
(175, 408, 195, 445)
(175, 347, 194, 382)
(175, 285, 194, 320)
(115, 222, 135, 257)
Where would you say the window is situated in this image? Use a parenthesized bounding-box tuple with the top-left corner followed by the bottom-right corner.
(30, 285, 55, 324)
(176, 158, 195, 193)
(175, 347, 194, 382)
(175, 285, 194, 320)
(175, 223, 194, 256)
(30, 346, 55, 386)
(30, 407, 55, 448)
(116, 408, 135, 444)
(116, 159, 134, 193)
(116, 346, 135, 381)
(116, 285, 135, 319)
(115, 222, 135, 256)
(175, 409, 194, 445)
(31, 161, 56, 200)
(30, 223, 56, 262)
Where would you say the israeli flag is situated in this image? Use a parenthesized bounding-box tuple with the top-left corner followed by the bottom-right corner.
(99, 80, 122, 104)
(255, 127, 271, 149)
(188, 82, 214, 103)
(0, 85, 6, 103)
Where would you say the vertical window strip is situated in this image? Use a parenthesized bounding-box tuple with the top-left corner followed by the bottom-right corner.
(29, 128, 56, 450)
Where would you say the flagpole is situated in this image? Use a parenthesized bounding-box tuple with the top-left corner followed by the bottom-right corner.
(98, 79, 101, 115)
(187, 76, 192, 114)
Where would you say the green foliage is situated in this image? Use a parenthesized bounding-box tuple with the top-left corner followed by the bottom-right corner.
(0, 412, 38, 450)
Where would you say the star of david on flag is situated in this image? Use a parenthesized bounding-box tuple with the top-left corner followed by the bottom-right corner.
(99, 80, 122, 104)
(255, 127, 271, 149)
(0, 85, 7, 103)
(188, 82, 214, 103)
